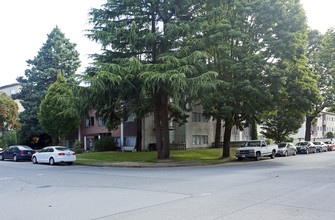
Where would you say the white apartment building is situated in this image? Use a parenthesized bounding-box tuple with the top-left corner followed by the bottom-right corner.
(291, 111, 335, 141)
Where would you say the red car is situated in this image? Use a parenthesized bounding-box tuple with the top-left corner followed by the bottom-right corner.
(324, 141, 335, 151)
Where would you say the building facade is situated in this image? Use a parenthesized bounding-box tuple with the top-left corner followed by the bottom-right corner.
(291, 111, 335, 142)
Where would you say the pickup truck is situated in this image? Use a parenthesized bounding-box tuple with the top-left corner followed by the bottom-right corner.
(235, 140, 278, 161)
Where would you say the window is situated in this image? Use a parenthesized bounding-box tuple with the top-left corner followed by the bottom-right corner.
(192, 135, 208, 145)
(192, 113, 209, 123)
(86, 117, 94, 127)
(126, 114, 136, 122)
(124, 136, 136, 146)
(98, 117, 105, 126)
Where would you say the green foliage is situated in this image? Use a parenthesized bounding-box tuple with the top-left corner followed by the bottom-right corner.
(73, 141, 84, 154)
(0, 131, 18, 147)
(94, 136, 118, 152)
(15, 26, 80, 143)
(327, 132, 334, 139)
(0, 93, 20, 131)
(265, 139, 273, 145)
(38, 73, 81, 144)
(283, 136, 294, 143)
(0, 93, 20, 145)
(304, 28, 335, 141)
(86, 0, 215, 159)
(198, 0, 314, 157)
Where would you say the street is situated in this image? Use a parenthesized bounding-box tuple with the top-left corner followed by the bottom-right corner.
(1, 152, 335, 220)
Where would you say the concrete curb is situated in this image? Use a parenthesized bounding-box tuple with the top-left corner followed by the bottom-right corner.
(74, 159, 238, 168)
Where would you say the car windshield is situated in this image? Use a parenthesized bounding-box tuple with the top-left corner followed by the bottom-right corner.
(55, 147, 70, 151)
(244, 141, 261, 147)
(278, 143, 287, 148)
(324, 142, 330, 144)
(18, 146, 33, 150)
(296, 142, 307, 146)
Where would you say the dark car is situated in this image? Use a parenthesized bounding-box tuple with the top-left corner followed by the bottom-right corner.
(324, 141, 335, 151)
(295, 141, 317, 154)
(276, 142, 297, 157)
(0, 145, 35, 161)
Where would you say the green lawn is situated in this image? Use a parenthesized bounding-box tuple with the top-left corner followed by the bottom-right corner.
(76, 147, 238, 164)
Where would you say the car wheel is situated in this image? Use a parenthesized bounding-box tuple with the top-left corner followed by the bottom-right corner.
(285, 151, 288, 157)
(0, 154, 3, 160)
(67, 162, 73, 165)
(238, 157, 243, 161)
(255, 152, 260, 161)
(13, 155, 18, 162)
(270, 150, 275, 159)
(49, 157, 55, 165)
(32, 156, 38, 164)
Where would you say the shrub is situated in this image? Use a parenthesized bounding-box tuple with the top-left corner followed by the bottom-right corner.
(0, 131, 18, 147)
(283, 136, 294, 143)
(327, 132, 334, 139)
(94, 136, 118, 152)
(73, 141, 84, 154)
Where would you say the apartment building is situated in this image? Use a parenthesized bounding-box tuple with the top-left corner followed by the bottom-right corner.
(291, 111, 335, 141)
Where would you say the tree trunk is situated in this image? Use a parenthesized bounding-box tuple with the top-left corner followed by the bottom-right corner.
(153, 93, 163, 158)
(135, 118, 142, 152)
(222, 117, 233, 158)
(251, 118, 258, 140)
(215, 116, 222, 148)
(305, 116, 314, 141)
(160, 93, 170, 159)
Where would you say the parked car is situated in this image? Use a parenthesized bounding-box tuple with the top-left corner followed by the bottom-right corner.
(0, 145, 35, 161)
(276, 142, 297, 157)
(0, 147, 3, 152)
(295, 141, 317, 154)
(313, 141, 328, 152)
(324, 141, 335, 151)
(31, 146, 76, 165)
(235, 140, 278, 161)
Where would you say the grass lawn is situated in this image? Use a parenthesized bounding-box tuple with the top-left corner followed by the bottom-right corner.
(76, 147, 238, 164)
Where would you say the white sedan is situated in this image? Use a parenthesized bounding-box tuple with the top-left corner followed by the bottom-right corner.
(32, 146, 76, 165)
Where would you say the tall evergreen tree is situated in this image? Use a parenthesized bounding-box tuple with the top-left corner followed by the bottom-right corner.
(15, 26, 80, 146)
(39, 73, 81, 145)
(87, 0, 215, 159)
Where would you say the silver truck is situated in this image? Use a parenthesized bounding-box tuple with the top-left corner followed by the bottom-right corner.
(235, 140, 278, 161)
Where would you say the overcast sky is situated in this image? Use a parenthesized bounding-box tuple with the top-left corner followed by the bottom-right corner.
(1, 0, 334, 87)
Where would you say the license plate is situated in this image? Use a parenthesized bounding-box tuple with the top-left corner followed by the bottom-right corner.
(28, 152, 31, 155)
(242, 155, 246, 158)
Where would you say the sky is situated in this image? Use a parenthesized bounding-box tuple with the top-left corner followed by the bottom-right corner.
(1, 0, 335, 87)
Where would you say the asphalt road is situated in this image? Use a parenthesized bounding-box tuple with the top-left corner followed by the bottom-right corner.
(1, 151, 335, 220)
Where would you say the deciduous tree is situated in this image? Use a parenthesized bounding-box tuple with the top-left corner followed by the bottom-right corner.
(0, 93, 20, 144)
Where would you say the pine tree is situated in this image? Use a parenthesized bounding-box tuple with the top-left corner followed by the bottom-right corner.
(87, 0, 215, 159)
(15, 26, 80, 146)
(39, 73, 81, 145)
